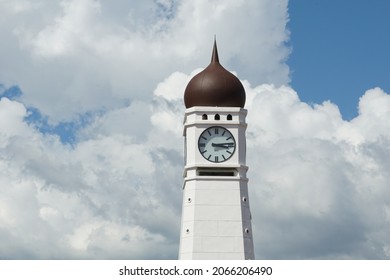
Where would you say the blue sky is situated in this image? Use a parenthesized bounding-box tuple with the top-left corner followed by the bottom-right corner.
(288, 0, 390, 120)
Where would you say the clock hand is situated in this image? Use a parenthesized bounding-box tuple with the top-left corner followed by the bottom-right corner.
(212, 143, 234, 148)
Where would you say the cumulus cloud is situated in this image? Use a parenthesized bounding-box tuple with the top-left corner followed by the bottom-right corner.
(245, 85, 390, 259)
(1, 71, 390, 259)
(0, 0, 389, 260)
(0, 0, 290, 122)
(0, 95, 182, 259)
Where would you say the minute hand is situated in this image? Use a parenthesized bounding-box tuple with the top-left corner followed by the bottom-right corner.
(212, 142, 235, 148)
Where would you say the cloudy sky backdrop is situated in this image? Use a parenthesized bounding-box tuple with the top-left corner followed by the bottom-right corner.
(0, 0, 389, 259)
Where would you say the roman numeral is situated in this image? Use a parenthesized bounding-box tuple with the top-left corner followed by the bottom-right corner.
(226, 150, 232, 154)
(222, 130, 226, 136)
(222, 155, 226, 160)
(201, 136, 207, 140)
(199, 143, 206, 147)
(201, 150, 207, 154)
(215, 128, 219, 134)
(207, 130, 211, 136)
(226, 136, 232, 140)
(207, 154, 211, 160)
(215, 156, 219, 162)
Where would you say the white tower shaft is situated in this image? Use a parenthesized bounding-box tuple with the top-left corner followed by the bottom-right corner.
(178, 107, 254, 260)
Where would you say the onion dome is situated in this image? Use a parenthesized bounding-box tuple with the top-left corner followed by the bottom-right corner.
(184, 40, 246, 108)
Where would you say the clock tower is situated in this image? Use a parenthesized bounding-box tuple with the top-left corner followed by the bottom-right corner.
(178, 40, 255, 259)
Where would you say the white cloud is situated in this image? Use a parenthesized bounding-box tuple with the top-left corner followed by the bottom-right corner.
(0, 0, 389, 260)
(245, 84, 390, 259)
(31, 0, 101, 57)
(0, 0, 290, 122)
(0, 96, 182, 259)
(0, 97, 29, 139)
(2, 72, 390, 259)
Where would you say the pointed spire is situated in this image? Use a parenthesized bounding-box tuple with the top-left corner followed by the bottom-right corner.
(211, 36, 219, 63)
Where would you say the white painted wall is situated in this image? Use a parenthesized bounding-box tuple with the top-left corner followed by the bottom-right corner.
(179, 106, 255, 260)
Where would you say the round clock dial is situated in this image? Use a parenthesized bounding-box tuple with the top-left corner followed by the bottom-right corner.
(198, 126, 236, 163)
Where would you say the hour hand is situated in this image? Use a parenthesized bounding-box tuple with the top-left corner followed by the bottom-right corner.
(212, 142, 234, 148)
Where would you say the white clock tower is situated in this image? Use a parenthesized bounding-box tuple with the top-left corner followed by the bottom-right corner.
(178, 40, 255, 260)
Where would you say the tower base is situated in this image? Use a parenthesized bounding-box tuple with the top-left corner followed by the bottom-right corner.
(178, 173, 255, 260)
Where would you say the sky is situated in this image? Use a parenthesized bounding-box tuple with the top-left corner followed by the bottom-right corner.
(0, 0, 389, 259)
(288, 0, 390, 120)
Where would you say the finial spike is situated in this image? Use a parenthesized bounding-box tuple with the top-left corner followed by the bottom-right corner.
(211, 36, 219, 63)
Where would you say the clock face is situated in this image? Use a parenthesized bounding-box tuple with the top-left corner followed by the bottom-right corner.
(198, 126, 236, 163)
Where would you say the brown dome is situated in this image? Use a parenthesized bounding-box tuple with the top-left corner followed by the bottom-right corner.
(184, 40, 246, 108)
